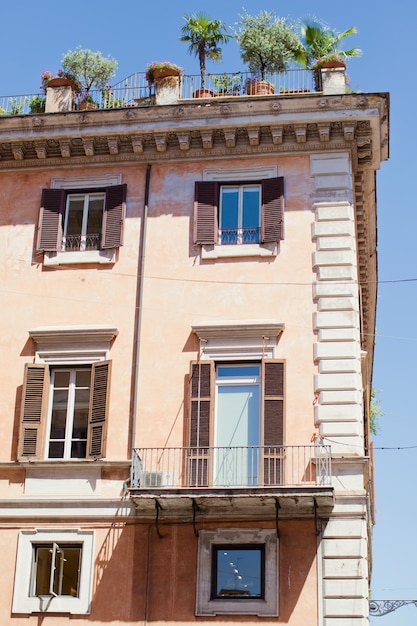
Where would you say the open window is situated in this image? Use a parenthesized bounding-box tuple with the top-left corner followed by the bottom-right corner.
(18, 361, 110, 460)
(188, 323, 285, 488)
(194, 176, 284, 258)
(36, 176, 126, 265)
(17, 325, 117, 461)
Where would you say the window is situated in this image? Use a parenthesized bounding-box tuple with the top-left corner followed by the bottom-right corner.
(196, 529, 278, 616)
(18, 361, 111, 461)
(12, 530, 94, 614)
(47, 367, 92, 459)
(36, 183, 126, 261)
(63, 192, 105, 251)
(219, 185, 261, 244)
(189, 359, 284, 488)
(214, 364, 261, 486)
(212, 545, 264, 599)
(194, 177, 284, 248)
(32, 543, 82, 597)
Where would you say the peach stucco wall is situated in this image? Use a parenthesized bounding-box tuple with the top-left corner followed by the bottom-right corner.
(0, 155, 319, 624)
(0, 154, 316, 469)
(0, 519, 317, 625)
(136, 155, 316, 449)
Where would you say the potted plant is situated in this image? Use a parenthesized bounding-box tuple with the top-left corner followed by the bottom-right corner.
(61, 46, 118, 106)
(77, 93, 99, 111)
(27, 94, 46, 113)
(100, 86, 125, 109)
(40, 69, 82, 95)
(180, 12, 231, 98)
(234, 10, 303, 95)
(295, 19, 361, 91)
(145, 61, 183, 84)
(210, 73, 242, 96)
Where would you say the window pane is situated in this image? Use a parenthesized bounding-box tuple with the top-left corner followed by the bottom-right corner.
(66, 197, 84, 237)
(50, 389, 68, 440)
(242, 187, 260, 228)
(34, 547, 53, 595)
(48, 441, 65, 458)
(213, 546, 263, 598)
(220, 188, 239, 229)
(54, 371, 71, 387)
(76, 370, 91, 387)
(217, 365, 260, 378)
(86, 195, 104, 235)
(72, 389, 89, 438)
(53, 546, 81, 597)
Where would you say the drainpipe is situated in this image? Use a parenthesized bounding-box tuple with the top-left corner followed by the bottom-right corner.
(130, 164, 152, 468)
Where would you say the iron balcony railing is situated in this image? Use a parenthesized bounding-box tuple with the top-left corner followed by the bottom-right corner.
(130, 444, 332, 490)
(0, 70, 316, 116)
(62, 233, 101, 251)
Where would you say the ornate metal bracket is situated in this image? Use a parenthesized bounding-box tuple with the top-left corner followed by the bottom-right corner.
(369, 600, 417, 616)
(154, 499, 163, 538)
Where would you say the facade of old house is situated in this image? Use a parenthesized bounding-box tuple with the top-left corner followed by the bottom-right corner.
(0, 71, 388, 625)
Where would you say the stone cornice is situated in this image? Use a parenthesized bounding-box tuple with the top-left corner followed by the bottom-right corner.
(0, 92, 389, 171)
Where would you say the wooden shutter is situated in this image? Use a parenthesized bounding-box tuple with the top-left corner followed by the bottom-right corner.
(86, 360, 111, 458)
(194, 181, 219, 244)
(188, 361, 213, 486)
(261, 177, 284, 243)
(263, 360, 284, 486)
(37, 189, 65, 251)
(101, 184, 126, 249)
(18, 364, 49, 459)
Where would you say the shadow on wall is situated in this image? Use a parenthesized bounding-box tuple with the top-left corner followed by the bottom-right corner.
(91, 519, 318, 622)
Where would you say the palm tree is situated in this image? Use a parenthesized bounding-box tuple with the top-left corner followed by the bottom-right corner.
(296, 18, 362, 68)
(180, 13, 231, 90)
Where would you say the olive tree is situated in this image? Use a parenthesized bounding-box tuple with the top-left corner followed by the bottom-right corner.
(234, 10, 303, 80)
(61, 47, 118, 96)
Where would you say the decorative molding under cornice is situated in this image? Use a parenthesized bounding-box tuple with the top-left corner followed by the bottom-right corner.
(0, 93, 389, 171)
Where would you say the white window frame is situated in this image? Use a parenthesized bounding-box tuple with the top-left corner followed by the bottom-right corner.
(28, 325, 117, 463)
(219, 184, 261, 245)
(202, 166, 278, 260)
(12, 530, 94, 614)
(196, 528, 278, 616)
(45, 366, 92, 460)
(63, 191, 105, 252)
(44, 174, 121, 266)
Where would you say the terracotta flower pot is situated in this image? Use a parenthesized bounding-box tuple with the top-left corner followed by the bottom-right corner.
(47, 77, 76, 89)
(246, 80, 275, 96)
(320, 60, 346, 69)
(153, 68, 180, 80)
(193, 89, 215, 99)
(77, 101, 99, 111)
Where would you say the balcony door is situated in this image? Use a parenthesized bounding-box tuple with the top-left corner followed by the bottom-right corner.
(214, 364, 261, 486)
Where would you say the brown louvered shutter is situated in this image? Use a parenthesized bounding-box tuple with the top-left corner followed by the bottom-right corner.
(263, 360, 284, 486)
(86, 360, 111, 458)
(194, 181, 218, 244)
(261, 177, 284, 243)
(188, 361, 213, 486)
(18, 364, 49, 459)
(37, 189, 65, 251)
(101, 184, 126, 249)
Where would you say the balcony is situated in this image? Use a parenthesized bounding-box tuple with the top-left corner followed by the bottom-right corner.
(0, 69, 316, 116)
(129, 444, 334, 520)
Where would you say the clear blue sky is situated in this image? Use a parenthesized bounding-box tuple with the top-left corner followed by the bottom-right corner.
(2, 1, 416, 623)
